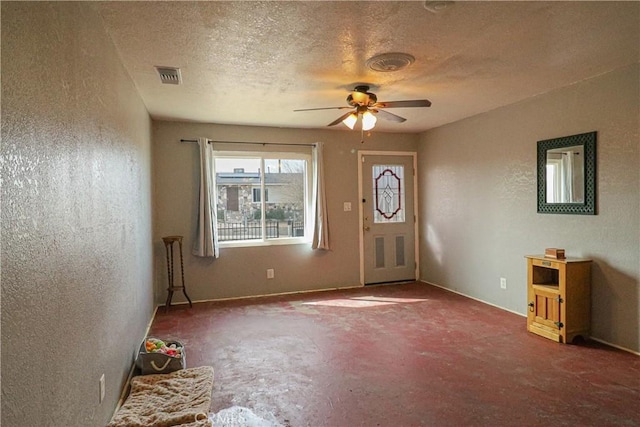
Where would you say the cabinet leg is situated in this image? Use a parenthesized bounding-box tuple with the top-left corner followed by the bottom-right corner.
(567, 333, 588, 345)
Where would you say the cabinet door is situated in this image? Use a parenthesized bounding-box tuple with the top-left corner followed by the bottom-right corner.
(530, 286, 561, 331)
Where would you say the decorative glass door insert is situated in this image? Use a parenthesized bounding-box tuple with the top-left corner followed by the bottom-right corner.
(372, 165, 405, 223)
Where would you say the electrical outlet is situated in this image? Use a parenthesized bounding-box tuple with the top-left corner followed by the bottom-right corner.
(99, 374, 106, 403)
(500, 277, 507, 290)
(343, 202, 352, 212)
(267, 268, 275, 279)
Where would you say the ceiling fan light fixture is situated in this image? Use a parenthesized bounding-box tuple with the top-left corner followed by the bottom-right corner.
(342, 113, 358, 130)
(294, 84, 431, 131)
(362, 111, 377, 131)
(351, 91, 369, 105)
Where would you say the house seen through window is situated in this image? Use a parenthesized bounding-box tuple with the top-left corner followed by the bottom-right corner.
(214, 153, 309, 245)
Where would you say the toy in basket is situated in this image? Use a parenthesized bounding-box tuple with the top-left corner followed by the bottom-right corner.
(136, 337, 186, 375)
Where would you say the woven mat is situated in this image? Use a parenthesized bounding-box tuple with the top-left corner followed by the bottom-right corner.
(109, 366, 214, 427)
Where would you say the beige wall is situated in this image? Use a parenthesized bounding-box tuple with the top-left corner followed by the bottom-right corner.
(418, 64, 640, 353)
(2, 6, 637, 427)
(1, 3, 154, 426)
(152, 121, 419, 302)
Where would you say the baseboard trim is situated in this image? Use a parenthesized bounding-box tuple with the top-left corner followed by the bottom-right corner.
(419, 280, 526, 317)
(160, 281, 640, 357)
(589, 337, 640, 357)
(110, 304, 159, 422)
(158, 284, 365, 306)
(419, 280, 640, 357)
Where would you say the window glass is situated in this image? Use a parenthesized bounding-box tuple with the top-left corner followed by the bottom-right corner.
(372, 164, 405, 224)
(252, 188, 269, 202)
(214, 154, 308, 245)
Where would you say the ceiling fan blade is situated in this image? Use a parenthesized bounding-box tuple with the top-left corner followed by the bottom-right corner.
(373, 109, 406, 123)
(327, 111, 355, 127)
(294, 106, 351, 112)
(374, 99, 432, 108)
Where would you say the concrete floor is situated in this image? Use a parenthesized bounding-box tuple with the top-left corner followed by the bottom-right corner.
(149, 282, 640, 427)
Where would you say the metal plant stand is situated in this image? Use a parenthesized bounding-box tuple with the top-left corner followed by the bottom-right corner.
(162, 236, 192, 311)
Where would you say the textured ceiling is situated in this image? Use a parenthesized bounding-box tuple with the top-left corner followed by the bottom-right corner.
(95, 1, 639, 133)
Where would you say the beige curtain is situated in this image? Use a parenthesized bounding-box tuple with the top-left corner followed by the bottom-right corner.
(193, 138, 219, 258)
(312, 142, 330, 250)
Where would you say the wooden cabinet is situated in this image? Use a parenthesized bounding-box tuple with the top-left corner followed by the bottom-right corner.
(525, 255, 592, 343)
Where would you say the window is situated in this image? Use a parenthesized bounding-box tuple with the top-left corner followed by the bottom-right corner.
(252, 188, 269, 202)
(214, 151, 311, 246)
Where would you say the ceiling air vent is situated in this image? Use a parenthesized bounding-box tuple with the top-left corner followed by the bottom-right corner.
(155, 66, 182, 85)
(366, 53, 415, 73)
(423, 1, 454, 14)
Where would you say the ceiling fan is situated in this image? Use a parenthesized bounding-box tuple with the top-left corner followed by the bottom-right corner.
(294, 85, 431, 131)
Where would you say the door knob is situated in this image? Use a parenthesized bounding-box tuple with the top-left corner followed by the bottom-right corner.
(364, 226, 370, 231)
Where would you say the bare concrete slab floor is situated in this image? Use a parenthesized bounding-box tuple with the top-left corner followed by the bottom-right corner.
(149, 282, 640, 427)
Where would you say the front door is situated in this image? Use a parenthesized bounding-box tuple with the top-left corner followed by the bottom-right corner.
(361, 154, 416, 285)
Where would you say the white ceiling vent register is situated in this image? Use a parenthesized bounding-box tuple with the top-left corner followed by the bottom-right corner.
(155, 66, 182, 85)
(366, 53, 415, 72)
(423, 1, 454, 14)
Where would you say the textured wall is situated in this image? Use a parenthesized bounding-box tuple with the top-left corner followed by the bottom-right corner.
(1, 3, 154, 426)
(418, 64, 640, 353)
(152, 121, 419, 302)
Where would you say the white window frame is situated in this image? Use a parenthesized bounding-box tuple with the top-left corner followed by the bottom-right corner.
(214, 150, 312, 248)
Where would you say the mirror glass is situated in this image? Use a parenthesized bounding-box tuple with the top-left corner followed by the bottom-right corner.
(545, 144, 584, 203)
(537, 132, 596, 215)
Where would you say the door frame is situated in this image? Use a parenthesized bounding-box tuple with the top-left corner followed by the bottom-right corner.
(357, 150, 419, 285)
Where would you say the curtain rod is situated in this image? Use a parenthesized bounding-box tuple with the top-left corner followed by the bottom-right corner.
(180, 139, 316, 147)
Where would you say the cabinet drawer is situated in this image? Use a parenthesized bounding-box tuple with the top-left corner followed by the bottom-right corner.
(531, 258, 560, 270)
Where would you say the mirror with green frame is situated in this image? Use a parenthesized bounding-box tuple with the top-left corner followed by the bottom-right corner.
(537, 131, 596, 215)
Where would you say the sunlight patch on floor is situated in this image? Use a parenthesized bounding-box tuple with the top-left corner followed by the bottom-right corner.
(302, 296, 427, 308)
(352, 296, 428, 303)
(302, 299, 396, 308)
